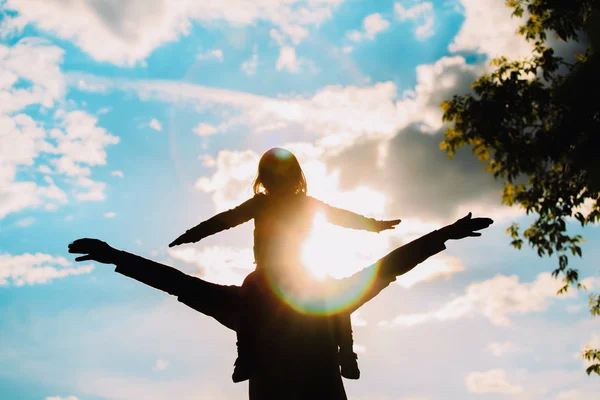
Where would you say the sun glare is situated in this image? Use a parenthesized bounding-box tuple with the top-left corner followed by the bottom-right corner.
(301, 211, 391, 280)
(301, 212, 334, 280)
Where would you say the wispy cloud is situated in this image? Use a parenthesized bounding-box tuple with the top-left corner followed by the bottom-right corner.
(485, 341, 522, 357)
(154, 359, 169, 371)
(15, 216, 36, 227)
(1, 0, 344, 66)
(168, 245, 254, 285)
(197, 48, 224, 62)
(0, 252, 93, 286)
(0, 39, 117, 219)
(149, 118, 163, 131)
(193, 123, 218, 137)
(346, 13, 390, 42)
(46, 396, 79, 400)
(394, 1, 436, 39)
(276, 46, 301, 73)
(385, 273, 591, 328)
(241, 45, 258, 76)
(465, 369, 524, 394)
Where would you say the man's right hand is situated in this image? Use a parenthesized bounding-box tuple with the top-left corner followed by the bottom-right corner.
(68, 238, 119, 264)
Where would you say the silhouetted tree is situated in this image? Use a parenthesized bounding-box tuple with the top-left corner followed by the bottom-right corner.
(441, 0, 599, 375)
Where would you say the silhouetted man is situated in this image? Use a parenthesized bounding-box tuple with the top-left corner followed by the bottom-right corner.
(69, 213, 492, 399)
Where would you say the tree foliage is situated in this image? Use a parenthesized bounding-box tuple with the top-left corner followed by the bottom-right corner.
(441, 0, 600, 374)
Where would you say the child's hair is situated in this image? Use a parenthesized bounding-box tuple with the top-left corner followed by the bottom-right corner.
(253, 147, 307, 195)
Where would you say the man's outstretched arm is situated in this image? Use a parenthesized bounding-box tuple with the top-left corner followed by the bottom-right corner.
(68, 239, 240, 331)
(338, 213, 493, 313)
(379, 212, 492, 279)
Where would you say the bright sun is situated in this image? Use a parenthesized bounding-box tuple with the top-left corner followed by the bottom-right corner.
(301, 212, 391, 280)
(301, 213, 337, 280)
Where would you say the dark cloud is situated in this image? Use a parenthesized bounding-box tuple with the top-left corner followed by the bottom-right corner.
(327, 126, 503, 221)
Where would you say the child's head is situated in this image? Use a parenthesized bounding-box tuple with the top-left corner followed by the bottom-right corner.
(253, 147, 307, 196)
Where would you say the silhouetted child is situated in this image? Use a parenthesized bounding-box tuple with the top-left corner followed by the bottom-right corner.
(169, 147, 401, 382)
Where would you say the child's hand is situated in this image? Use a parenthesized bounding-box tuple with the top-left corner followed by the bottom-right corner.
(377, 219, 401, 232)
(169, 233, 189, 247)
(168, 230, 197, 247)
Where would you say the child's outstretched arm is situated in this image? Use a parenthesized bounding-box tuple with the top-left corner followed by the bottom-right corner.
(169, 196, 261, 247)
(311, 197, 401, 233)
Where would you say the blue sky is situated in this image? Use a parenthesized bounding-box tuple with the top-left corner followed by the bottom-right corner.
(1, 0, 599, 399)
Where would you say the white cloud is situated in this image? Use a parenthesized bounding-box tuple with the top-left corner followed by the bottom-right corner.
(388, 273, 577, 328)
(168, 246, 255, 285)
(394, 1, 435, 39)
(341, 46, 353, 54)
(197, 48, 223, 62)
(45, 203, 59, 211)
(346, 13, 390, 42)
(354, 344, 366, 354)
(395, 255, 464, 288)
(199, 154, 217, 167)
(111, 170, 125, 178)
(46, 396, 79, 400)
(50, 110, 119, 202)
(76, 78, 107, 93)
(395, 56, 484, 132)
(270, 28, 286, 47)
(557, 390, 600, 400)
(363, 13, 390, 39)
(149, 118, 163, 131)
(74, 177, 107, 202)
(566, 304, 582, 313)
(104, 211, 116, 218)
(241, 45, 258, 76)
(15, 216, 36, 227)
(67, 55, 508, 225)
(195, 149, 260, 211)
(2, 0, 344, 66)
(154, 359, 169, 371)
(0, 113, 70, 218)
(276, 46, 301, 73)
(449, 0, 532, 59)
(70, 54, 482, 147)
(351, 311, 368, 327)
(0, 38, 65, 112)
(0, 38, 71, 218)
(465, 369, 524, 394)
(193, 123, 218, 137)
(38, 165, 53, 174)
(346, 30, 363, 43)
(485, 341, 519, 357)
(52, 109, 119, 166)
(0, 252, 93, 286)
(0, 181, 37, 219)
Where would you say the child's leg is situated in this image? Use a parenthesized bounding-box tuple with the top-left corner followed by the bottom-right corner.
(337, 313, 360, 380)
